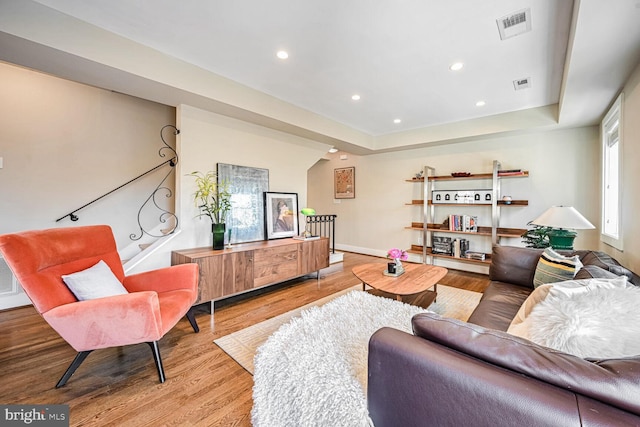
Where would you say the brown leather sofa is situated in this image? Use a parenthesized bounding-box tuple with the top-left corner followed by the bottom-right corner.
(368, 246, 640, 426)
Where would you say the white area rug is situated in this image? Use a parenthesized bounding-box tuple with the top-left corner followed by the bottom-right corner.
(215, 285, 481, 374)
(250, 288, 481, 427)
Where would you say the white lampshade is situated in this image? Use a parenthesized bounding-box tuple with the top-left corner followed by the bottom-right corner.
(531, 206, 595, 230)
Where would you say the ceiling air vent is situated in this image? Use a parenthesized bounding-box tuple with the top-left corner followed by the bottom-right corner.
(513, 77, 531, 90)
(497, 8, 531, 40)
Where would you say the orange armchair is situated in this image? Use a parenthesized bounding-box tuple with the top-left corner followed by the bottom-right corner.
(0, 225, 199, 387)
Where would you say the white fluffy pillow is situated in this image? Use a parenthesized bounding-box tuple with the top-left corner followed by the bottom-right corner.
(62, 260, 128, 301)
(509, 278, 640, 358)
(509, 276, 630, 334)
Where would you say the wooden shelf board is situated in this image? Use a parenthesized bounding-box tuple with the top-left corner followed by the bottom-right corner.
(428, 171, 529, 181)
(407, 224, 526, 238)
(405, 227, 526, 237)
(498, 200, 528, 206)
(429, 173, 493, 181)
(407, 246, 491, 265)
(426, 200, 527, 206)
(407, 171, 529, 182)
(497, 172, 529, 178)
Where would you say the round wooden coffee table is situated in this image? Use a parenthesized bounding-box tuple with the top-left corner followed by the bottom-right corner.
(352, 263, 447, 308)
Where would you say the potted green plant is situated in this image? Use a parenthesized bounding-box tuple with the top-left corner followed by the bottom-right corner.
(188, 170, 231, 250)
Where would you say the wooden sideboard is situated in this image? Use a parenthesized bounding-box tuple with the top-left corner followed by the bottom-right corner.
(171, 237, 330, 305)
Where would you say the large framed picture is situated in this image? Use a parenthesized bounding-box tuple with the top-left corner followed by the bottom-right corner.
(334, 166, 355, 199)
(217, 163, 269, 244)
(264, 192, 299, 239)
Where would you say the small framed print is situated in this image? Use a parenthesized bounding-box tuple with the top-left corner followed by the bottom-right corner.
(334, 167, 355, 199)
(264, 192, 299, 239)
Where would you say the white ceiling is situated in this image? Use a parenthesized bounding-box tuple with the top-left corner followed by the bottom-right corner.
(2, 0, 640, 152)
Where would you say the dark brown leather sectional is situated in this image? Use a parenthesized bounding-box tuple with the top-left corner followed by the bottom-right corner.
(368, 245, 640, 426)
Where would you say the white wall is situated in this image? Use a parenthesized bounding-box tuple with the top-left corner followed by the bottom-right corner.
(0, 61, 176, 247)
(309, 127, 600, 272)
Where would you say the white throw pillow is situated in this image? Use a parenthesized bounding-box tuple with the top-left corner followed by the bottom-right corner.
(62, 260, 128, 301)
(509, 278, 640, 359)
(508, 284, 554, 331)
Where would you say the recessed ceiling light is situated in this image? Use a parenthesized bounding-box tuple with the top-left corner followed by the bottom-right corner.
(449, 62, 464, 71)
(476, 100, 486, 107)
(276, 50, 289, 59)
(328, 147, 338, 153)
(351, 94, 361, 101)
(393, 119, 402, 124)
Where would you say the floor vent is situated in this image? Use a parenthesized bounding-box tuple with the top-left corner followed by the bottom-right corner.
(513, 77, 532, 90)
(497, 8, 531, 40)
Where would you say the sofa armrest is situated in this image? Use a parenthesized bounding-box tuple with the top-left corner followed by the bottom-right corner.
(368, 327, 584, 427)
(412, 312, 640, 415)
(489, 245, 542, 288)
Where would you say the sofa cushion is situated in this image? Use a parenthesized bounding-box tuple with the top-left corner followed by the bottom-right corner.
(489, 246, 543, 289)
(412, 312, 640, 415)
(466, 281, 531, 331)
(533, 247, 582, 288)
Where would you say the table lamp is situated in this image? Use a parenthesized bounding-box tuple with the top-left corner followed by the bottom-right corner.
(530, 206, 595, 250)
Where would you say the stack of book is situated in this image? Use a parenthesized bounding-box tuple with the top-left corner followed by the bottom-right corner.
(448, 214, 478, 232)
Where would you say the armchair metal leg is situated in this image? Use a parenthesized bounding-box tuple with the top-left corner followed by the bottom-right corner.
(56, 350, 92, 388)
(186, 307, 200, 333)
(147, 341, 165, 383)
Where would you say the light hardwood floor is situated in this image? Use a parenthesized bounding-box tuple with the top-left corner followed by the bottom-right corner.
(0, 252, 489, 426)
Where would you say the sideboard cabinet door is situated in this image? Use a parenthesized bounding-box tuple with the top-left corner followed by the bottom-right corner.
(301, 239, 330, 273)
(222, 250, 254, 295)
(253, 244, 299, 288)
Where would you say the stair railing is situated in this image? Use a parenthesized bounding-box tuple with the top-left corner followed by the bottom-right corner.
(305, 214, 337, 253)
(56, 125, 180, 241)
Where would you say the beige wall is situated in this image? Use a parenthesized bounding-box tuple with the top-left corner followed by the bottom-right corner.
(127, 104, 331, 272)
(309, 127, 600, 272)
(601, 61, 640, 273)
(175, 104, 330, 248)
(0, 61, 176, 247)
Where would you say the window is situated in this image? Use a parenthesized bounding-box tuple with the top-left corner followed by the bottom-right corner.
(601, 93, 623, 250)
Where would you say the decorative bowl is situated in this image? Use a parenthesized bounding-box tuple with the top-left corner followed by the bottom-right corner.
(451, 172, 471, 177)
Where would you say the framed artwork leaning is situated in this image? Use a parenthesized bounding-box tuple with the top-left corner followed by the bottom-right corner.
(217, 163, 270, 244)
(334, 167, 355, 199)
(264, 192, 299, 239)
